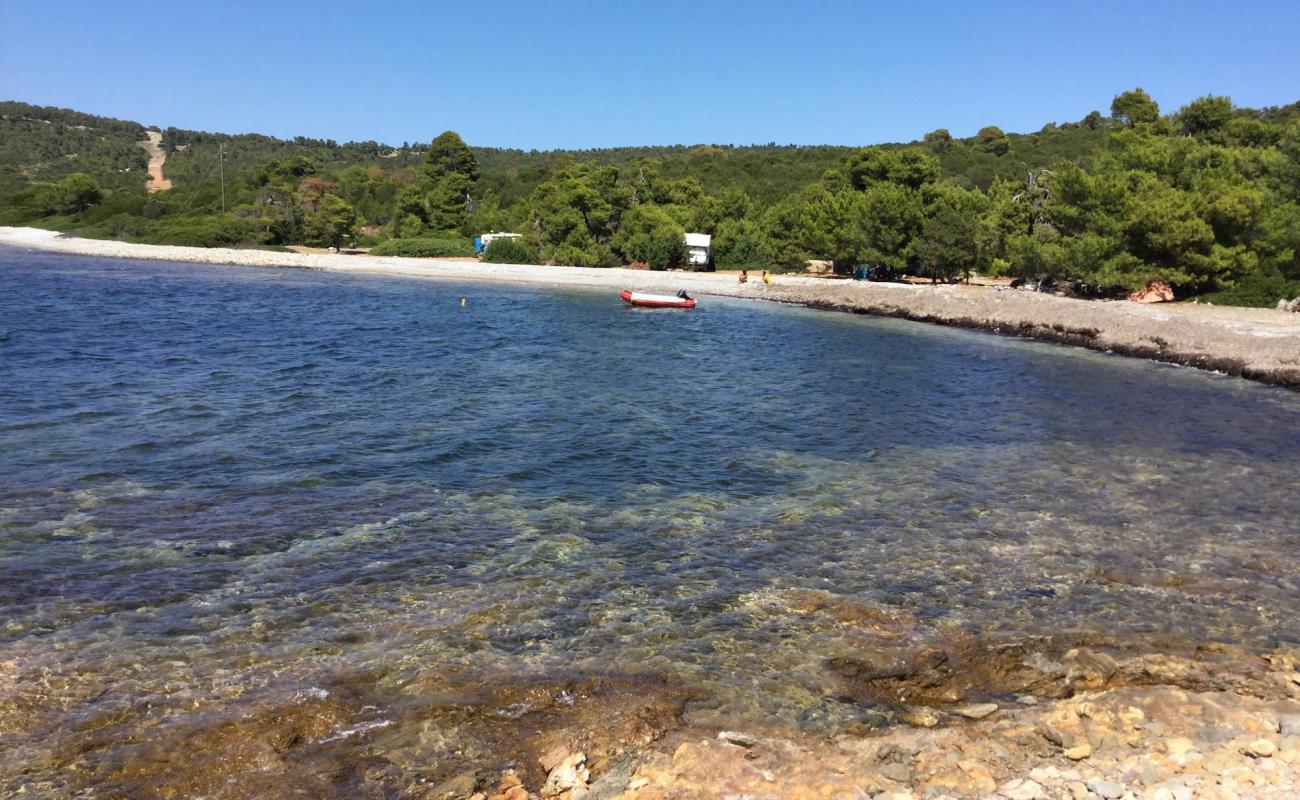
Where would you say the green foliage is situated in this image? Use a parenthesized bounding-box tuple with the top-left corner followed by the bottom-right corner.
(0, 101, 147, 193)
(713, 219, 776, 270)
(613, 204, 689, 269)
(764, 184, 868, 270)
(424, 131, 479, 182)
(482, 236, 539, 264)
(1194, 268, 1300, 307)
(848, 147, 940, 190)
(1179, 95, 1235, 139)
(1111, 88, 1160, 127)
(56, 173, 104, 214)
(302, 194, 357, 248)
(138, 215, 250, 247)
(418, 131, 480, 233)
(369, 236, 473, 257)
(526, 160, 626, 267)
(909, 185, 987, 281)
(923, 129, 953, 152)
(387, 212, 426, 238)
(5, 95, 1300, 304)
(977, 126, 1010, 156)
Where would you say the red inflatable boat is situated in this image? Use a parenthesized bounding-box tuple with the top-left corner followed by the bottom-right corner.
(620, 290, 696, 309)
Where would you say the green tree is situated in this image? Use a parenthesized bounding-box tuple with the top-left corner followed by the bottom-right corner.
(923, 128, 953, 152)
(856, 183, 925, 268)
(235, 187, 302, 244)
(977, 126, 1010, 156)
(302, 194, 357, 248)
(1179, 96, 1235, 138)
(58, 173, 104, 214)
(910, 205, 978, 282)
(1110, 88, 1160, 127)
(526, 161, 627, 267)
(426, 171, 474, 232)
(763, 184, 869, 271)
(613, 204, 688, 269)
(422, 131, 479, 234)
(909, 186, 987, 281)
(847, 146, 940, 190)
(713, 218, 774, 270)
(423, 131, 479, 182)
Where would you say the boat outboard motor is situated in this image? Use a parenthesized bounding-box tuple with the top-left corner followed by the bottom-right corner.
(676, 289, 692, 300)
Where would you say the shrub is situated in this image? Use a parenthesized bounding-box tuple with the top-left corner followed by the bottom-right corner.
(547, 243, 620, 268)
(482, 237, 538, 264)
(1194, 269, 1300, 307)
(137, 215, 248, 247)
(639, 229, 690, 270)
(369, 236, 473, 258)
(714, 231, 774, 271)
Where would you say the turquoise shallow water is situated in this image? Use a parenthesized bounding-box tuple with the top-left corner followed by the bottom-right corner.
(2, 249, 1299, 790)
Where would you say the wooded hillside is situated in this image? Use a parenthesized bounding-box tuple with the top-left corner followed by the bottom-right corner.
(2, 92, 1298, 305)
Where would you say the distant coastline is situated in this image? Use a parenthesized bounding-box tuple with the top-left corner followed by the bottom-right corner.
(4, 226, 1300, 390)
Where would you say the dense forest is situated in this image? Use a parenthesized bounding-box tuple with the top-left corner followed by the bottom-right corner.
(2, 91, 1299, 304)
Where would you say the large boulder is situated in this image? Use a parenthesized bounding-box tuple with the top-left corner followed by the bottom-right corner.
(1128, 280, 1175, 303)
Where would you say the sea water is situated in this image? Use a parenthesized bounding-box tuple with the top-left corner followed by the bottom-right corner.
(2, 249, 1298, 793)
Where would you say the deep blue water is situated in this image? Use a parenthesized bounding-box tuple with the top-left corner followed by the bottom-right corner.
(2, 248, 1299, 782)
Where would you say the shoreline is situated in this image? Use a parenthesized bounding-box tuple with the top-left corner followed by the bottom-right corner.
(3, 226, 1300, 390)
(17, 635, 1300, 798)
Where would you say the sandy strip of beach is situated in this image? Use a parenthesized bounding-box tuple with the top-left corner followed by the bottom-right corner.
(4, 226, 1300, 388)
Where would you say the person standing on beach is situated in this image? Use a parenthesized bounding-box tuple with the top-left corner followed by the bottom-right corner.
(762, 271, 772, 285)
(739, 270, 748, 284)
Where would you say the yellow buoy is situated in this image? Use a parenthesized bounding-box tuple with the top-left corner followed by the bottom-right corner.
(460, 298, 466, 306)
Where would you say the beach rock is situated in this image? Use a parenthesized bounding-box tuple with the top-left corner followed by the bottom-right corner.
(876, 743, 915, 784)
(1063, 743, 1092, 760)
(1128, 280, 1174, 304)
(1086, 778, 1126, 799)
(430, 770, 478, 798)
(954, 702, 999, 719)
(488, 773, 529, 800)
(539, 746, 572, 773)
(1244, 738, 1276, 758)
(1063, 647, 1118, 691)
(900, 706, 941, 728)
(1064, 782, 1090, 800)
(956, 759, 997, 794)
(1278, 713, 1300, 736)
(879, 760, 912, 783)
(717, 730, 757, 748)
(999, 777, 1047, 799)
(541, 752, 589, 798)
(489, 786, 528, 800)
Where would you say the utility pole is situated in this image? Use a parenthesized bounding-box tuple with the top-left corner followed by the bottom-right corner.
(219, 142, 226, 213)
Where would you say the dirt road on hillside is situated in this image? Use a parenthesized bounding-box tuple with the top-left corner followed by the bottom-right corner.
(137, 130, 171, 192)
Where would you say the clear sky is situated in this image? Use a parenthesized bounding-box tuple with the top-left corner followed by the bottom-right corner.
(3, 0, 1299, 150)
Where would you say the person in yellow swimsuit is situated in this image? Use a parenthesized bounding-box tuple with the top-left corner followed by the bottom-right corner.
(762, 271, 772, 284)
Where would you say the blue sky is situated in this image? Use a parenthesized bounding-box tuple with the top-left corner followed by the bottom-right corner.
(4, 0, 1299, 150)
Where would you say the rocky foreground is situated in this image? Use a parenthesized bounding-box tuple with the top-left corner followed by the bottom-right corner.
(457, 646, 1300, 800)
(4, 227, 1300, 389)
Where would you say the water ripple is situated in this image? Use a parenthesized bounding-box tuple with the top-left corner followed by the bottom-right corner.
(1, 248, 1299, 787)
